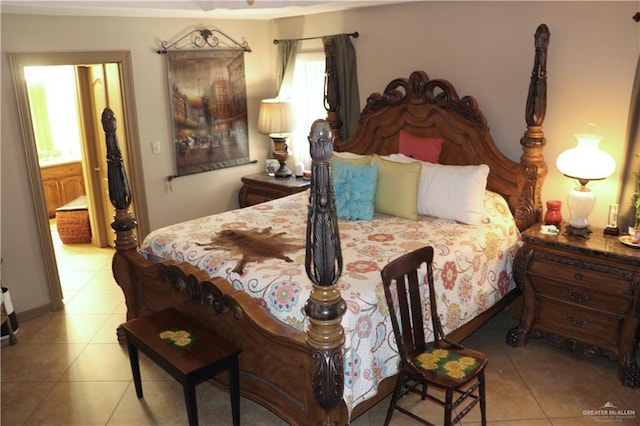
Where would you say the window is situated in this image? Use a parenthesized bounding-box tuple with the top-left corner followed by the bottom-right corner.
(24, 65, 83, 165)
(287, 51, 326, 170)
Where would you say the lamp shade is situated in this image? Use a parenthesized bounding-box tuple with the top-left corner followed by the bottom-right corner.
(556, 133, 616, 181)
(556, 131, 616, 230)
(257, 99, 292, 136)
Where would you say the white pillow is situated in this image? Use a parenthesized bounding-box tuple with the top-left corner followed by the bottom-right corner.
(385, 154, 489, 225)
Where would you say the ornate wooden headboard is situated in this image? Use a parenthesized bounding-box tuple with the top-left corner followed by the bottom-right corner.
(331, 25, 550, 232)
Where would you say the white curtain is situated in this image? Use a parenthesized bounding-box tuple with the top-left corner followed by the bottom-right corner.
(286, 52, 326, 170)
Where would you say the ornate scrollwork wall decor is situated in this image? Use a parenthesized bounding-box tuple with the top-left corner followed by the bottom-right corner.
(157, 28, 251, 54)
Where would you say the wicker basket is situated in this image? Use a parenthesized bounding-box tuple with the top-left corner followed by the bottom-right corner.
(56, 196, 91, 244)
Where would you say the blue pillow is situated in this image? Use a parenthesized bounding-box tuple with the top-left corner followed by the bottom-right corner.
(332, 158, 379, 220)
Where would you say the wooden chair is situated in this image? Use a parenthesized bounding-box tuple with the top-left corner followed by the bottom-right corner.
(381, 246, 487, 425)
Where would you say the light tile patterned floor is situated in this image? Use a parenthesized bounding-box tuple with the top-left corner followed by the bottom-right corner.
(2, 224, 639, 425)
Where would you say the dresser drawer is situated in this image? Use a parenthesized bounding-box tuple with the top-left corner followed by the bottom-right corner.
(239, 174, 310, 208)
(530, 278, 632, 316)
(536, 300, 620, 348)
(243, 187, 286, 206)
(527, 254, 632, 297)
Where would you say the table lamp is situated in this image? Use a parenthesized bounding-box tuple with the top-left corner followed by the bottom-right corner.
(257, 99, 293, 178)
(555, 129, 616, 235)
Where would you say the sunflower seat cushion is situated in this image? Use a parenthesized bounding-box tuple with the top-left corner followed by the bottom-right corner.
(413, 347, 481, 381)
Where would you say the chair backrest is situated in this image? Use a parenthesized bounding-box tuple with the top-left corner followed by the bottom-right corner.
(381, 246, 442, 363)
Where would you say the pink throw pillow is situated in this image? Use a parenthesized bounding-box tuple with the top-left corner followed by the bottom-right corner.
(398, 130, 443, 163)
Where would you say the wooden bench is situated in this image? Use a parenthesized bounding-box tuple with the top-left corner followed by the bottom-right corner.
(122, 308, 242, 426)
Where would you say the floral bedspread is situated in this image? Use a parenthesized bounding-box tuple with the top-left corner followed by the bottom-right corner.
(141, 190, 521, 415)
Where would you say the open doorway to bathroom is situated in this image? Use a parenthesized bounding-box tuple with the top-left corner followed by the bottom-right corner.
(10, 51, 149, 309)
(25, 63, 128, 248)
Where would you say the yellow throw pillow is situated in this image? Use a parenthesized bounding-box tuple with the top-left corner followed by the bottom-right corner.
(332, 151, 372, 165)
(372, 154, 421, 220)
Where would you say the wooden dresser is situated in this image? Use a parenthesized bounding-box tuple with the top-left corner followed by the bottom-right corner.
(41, 161, 86, 218)
(506, 224, 640, 387)
(238, 173, 310, 208)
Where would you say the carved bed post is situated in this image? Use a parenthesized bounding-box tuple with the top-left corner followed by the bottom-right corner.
(517, 23, 550, 230)
(102, 107, 141, 335)
(304, 119, 346, 426)
(102, 107, 138, 250)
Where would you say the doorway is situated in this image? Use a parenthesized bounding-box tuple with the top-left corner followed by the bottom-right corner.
(9, 51, 150, 310)
(26, 63, 127, 248)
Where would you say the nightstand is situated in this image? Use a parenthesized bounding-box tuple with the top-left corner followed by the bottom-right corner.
(238, 173, 310, 208)
(506, 224, 640, 387)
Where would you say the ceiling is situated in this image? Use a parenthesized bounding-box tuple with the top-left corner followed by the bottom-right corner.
(0, 0, 407, 20)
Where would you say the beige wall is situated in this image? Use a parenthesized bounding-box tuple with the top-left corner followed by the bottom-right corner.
(1, 14, 275, 313)
(2, 2, 638, 315)
(276, 1, 638, 227)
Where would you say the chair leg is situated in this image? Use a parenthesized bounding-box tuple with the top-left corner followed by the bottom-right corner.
(444, 389, 453, 426)
(479, 371, 487, 426)
(384, 373, 404, 426)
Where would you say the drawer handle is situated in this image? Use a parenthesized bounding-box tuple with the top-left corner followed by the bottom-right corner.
(573, 272, 583, 281)
(562, 313, 590, 327)
(564, 288, 591, 303)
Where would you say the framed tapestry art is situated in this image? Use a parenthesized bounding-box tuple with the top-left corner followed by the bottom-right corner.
(167, 49, 251, 176)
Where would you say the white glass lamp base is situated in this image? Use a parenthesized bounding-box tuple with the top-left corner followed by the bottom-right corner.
(567, 186, 595, 229)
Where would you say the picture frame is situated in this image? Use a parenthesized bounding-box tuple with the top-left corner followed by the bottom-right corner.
(265, 159, 279, 176)
(166, 49, 251, 176)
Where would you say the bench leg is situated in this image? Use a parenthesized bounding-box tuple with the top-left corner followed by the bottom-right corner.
(183, 383, 198, 426)
(229, 356, 240, 426)
(126, 339, 143, 398)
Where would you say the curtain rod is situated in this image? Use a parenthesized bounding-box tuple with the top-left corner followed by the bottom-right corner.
(273, 31, 359, 44)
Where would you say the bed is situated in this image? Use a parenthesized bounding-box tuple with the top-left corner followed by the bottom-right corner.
(106, 23, 549, 425)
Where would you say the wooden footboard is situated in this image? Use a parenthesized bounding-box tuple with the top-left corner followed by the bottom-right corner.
(111, 240, 519, 424)
(112, 248, 336, 423)
(105, 23, 549, 426)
